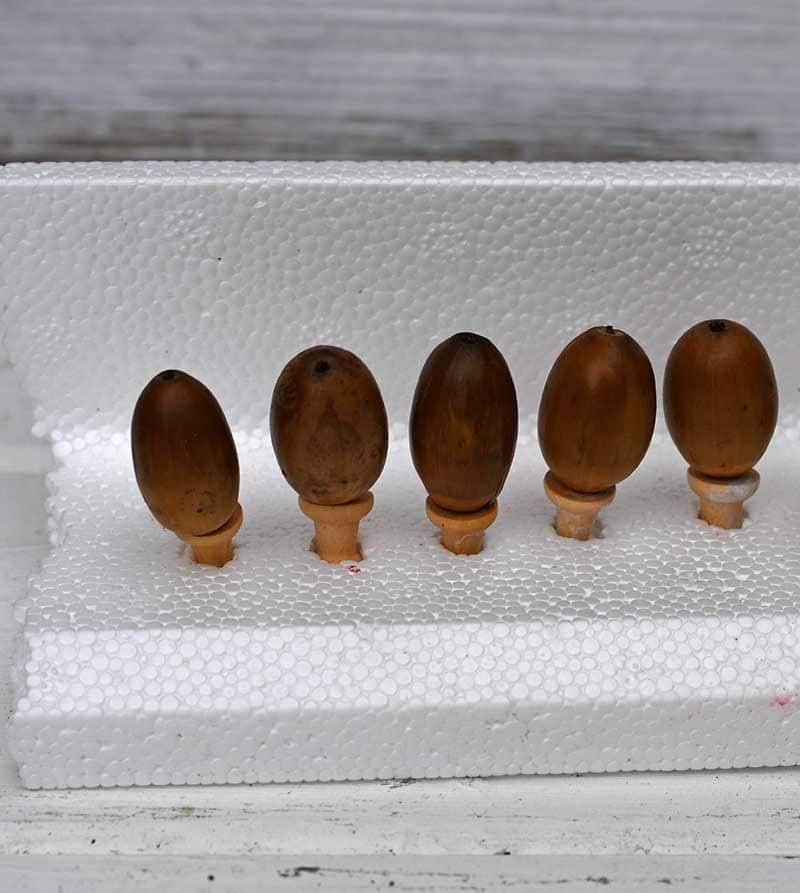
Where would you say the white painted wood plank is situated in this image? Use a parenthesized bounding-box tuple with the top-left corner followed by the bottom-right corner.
(2, 0, 800, 162)
(2, 854, 799, 892)
(4, 766, 800, 857)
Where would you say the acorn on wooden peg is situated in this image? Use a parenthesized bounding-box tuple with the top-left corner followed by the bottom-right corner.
(132, 370, 242, 567)
(538, 326, 656, 540)
(410, 332, 518, 555)
(270, 346, 388, 564)
(664, 319, 778, 529)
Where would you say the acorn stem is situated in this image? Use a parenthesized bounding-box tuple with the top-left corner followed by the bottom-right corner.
(687, 468, 760, 530)
(178, 503, 243, 568)
(425, 497, 498, 555)
(543, 472, 616, 541)
(299, 492, 374, 563)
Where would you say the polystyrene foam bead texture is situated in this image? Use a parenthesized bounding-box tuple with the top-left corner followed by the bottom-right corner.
(3, 161, 800, 788)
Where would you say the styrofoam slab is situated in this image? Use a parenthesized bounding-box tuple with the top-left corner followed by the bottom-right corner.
(3, 162, 800, 787)
(10, 437, 800, 787)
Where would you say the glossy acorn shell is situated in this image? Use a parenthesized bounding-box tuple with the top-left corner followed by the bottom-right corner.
(410, 332, 518, 513)
(270, 346, 388, 506)
(132, 370, 240, 537)
(538, 326, 656, 493)
(664, 319, 778, 478)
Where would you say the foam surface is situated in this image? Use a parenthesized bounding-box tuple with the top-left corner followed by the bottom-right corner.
(3, 162, 800, 787)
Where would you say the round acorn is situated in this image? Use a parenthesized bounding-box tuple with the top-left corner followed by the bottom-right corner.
(410, 332, 518, 554)
(132, 370, 242, 567)
(538, 326, 656, 540)
(664, 318, 778, 528)
(271, 345, 388, 563)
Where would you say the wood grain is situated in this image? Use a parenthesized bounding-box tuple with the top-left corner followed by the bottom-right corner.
(4, 855, 800, 892)
(2, 1, 800, 162)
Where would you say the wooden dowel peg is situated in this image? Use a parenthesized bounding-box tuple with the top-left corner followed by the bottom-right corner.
(425, 496, 498, 555)
(179, 502, 244, 567)
(543, 472, 615, 541)
(299, 492, 374, 564)
(687, 468, 760, 530)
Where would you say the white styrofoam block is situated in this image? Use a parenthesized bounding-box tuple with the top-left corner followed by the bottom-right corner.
(3, 161, 800, 788)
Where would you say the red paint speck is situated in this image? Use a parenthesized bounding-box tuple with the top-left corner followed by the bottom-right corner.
(347, 565, 361, 574)
(770, 691, 800, 708)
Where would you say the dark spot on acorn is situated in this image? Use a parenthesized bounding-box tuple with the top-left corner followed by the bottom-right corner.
(314, 360, 331, 375)
(604, 325, 615, 334)
(709, 320, 727, 333)
(160, 370, 177, 381)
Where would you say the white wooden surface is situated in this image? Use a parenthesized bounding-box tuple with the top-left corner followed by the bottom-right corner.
(2, 0, 800, 163)
(3, 856, 800, 892)
(2, 368, 800, 888)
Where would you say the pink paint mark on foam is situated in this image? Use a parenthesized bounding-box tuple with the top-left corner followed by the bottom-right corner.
(770, 691, 800, 709)
(347, 565, 362, 574)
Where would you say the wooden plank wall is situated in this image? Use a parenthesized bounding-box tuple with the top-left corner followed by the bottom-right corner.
(1, 0, 799, 163)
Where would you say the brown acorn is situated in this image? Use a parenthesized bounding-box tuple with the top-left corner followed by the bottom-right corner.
(538, 326, 656, 540)
(271, 345, 388, 563)
(664, 319, 778, 528)
(132, 370, 242, 567)
(410, 332, 518, 554)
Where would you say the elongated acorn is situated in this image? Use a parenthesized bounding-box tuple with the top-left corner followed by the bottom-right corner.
(538, 326, 656, 539)
(664, 319, 778, 528)
(271, 345, 388, 563)
(132, 370, 242, 567)
(410, 332, 518, 554)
